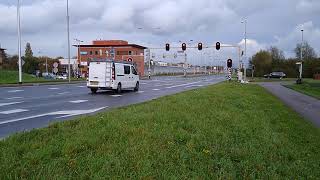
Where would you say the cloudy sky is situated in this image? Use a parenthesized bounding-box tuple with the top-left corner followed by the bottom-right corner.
(0, 0, 319, 64)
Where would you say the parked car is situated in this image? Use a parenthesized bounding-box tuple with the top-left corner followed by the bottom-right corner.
(264, 72, 286, 79)
(43, 73, 57, 80)
(87, 60, 139, 94)
(57, 74, 67, 80)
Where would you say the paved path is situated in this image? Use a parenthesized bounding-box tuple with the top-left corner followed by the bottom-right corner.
(259, 82, 320, 127)
(0, 75, 224, 138)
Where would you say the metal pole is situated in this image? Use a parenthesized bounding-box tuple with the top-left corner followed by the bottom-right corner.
(17, 0, 22, 84)
(184, 51, 187, 77)
(67, 0, 71, 83)
(46, 57, 48, 74)
(244, 19, 247, 81)
(301, 29, 303, 62)
(147, 48, 151, 79)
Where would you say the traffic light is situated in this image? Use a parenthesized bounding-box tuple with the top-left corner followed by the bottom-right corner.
(227, 59, 232, 68)
(252, 65, 255, 71)
(198, 43, 203, 50)
(216, 42, 221, 50)
(165, 43, 170, 51)
(182, 43, 187, 51)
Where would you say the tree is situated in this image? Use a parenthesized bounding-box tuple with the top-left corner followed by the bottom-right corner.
(250, 50, 272, 77)
(268, 46, 285, 71)
(25, 42, 33, 58)
(294, 42, 317, 61)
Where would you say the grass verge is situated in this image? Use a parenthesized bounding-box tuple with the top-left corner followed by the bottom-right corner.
(1, 82, 319, 179)
(284, 79, 320, 99)
(0, 70, 84, 85)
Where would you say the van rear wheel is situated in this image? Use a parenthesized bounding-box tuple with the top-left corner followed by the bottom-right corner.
(134, 82, 139, 91)
(91, 88, 97, 94)
(116, 83, 122, 94)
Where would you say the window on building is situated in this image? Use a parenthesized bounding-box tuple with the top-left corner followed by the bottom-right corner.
(128, 51, 132, 55)
(95, 51, 98, 55)
(99, 49, 103, 56)
(90, 51, 93, 55)
(117, 51, 128, 56)
(105, 50, 109, 57)
(124, 65, 131, 74)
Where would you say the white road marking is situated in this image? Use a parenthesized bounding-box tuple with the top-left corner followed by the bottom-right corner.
(0, 109, 28, 115)
(0, 102, 24, 107)
(166, 81, 203, 89)
(110, 95, 122, 97)
(8, 90, 24, 93)
(58, 92, 69, 95)
(5, 97, 23, 100)
(69, 100, 88, 103)
(48, 88, 60, 90)
(152, 89, 160, 91)
(140, 83, 147, 85)
(154, 84, 163, 87)
(0, 106, 108, 125)
(77, 86, 86, 88)
(137, 91, 145, 93)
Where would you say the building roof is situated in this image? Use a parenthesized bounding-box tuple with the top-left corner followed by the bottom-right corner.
(0, 48, 6, 51)
(72, 44, 147, 49)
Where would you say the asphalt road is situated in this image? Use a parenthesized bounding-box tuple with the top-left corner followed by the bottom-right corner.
(259, 82, 320, 127)
(0, 75, 225, 138)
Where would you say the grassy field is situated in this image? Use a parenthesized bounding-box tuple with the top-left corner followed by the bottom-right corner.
(1, 82, 319, 179)
(0, 70, 84, 84)
(285, 79, 320, 99)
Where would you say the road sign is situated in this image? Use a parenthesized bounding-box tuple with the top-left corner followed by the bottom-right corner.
(127, 57, 133, 62)
(53, 62, 58, 68)
(53, 67, 58, 74)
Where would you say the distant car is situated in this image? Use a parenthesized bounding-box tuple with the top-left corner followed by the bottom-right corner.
(43, 73, 56, 80)
(57, 74, 67, 80)
(264, 72, 286, 79)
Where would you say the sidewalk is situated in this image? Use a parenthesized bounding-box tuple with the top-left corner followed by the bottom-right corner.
(259, 82, 320, 127)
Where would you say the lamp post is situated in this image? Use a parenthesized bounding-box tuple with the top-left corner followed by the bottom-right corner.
(66, 0, 71, 83)
(301, 29, 304, 61)
(17, 0, 22, 84)
(241, 19, 247, 81)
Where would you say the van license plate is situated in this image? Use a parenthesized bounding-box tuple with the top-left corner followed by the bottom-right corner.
(90, 81, 99, 86)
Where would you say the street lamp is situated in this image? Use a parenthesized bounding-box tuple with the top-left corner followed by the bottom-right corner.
(301, 29, 304, 61)
(17, 0, 22, 84)
(66, 0, 71, 83)
(241, 19, 247, 81)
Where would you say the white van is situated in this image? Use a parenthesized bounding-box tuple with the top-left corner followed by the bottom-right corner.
(87, 60, 139, 94)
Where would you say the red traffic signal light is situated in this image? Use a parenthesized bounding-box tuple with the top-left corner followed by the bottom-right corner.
(165, 43, 170, 51)
(198, 43, 203, 50)
(216, 42, 221, 50)
(182, 43, 187, 51)
(227, 59, 232, 68)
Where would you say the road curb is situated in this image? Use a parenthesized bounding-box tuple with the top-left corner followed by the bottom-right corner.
(0, 81, 86, 87)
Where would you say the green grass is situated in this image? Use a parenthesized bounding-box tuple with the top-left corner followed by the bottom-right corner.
(285, 79, 320, 99)
(1, 83, 320, 179)
(0, 70, 84, 84)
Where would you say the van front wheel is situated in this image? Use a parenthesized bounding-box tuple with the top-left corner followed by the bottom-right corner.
(134, 82, 139, 91)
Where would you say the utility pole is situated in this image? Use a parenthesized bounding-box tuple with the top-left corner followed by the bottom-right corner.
(66, 0, 71, 83)
(184, 52, 187, 77)
(242, 19, 247, 81)
(147, 48, 151, 79)
(301, 29, 304, 62)
(74, 38, 83, 77)
(17, 0, 22, 84)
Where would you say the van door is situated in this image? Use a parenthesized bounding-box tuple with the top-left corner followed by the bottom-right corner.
(88, 62, 108, 87)
(131, 66, 139, 87)
(123, 65, 131, 88)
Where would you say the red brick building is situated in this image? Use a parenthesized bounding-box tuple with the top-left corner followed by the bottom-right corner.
(74, 40, 146, 76)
